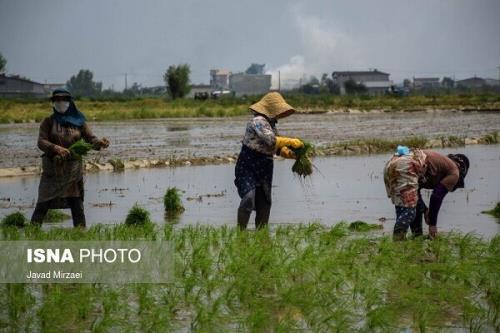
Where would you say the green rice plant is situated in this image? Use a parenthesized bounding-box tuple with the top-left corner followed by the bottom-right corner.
(42, 209, 71, 223)
(58, 139, 96, 161)
(482, 202, 500, 219)
(348, 220, 383, 232)
(163, 187, 185, 215)
(109, 158, 125, 171)
(481, 132, 499, 144)
(0, 224, 497, 331)
(1, 212, 27, 227)
(124, 204, 151, 225)
(291, 141, 315, 177)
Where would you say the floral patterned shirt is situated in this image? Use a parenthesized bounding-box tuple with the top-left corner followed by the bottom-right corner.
(241, 115, 278, 156)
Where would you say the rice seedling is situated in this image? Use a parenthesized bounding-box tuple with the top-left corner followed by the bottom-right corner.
(108, 158, 125, 171)
(348, 220, 383, 232)
(1, 211, 27, 227)
(482, 202, 500, 219)
(124, 203, 151, 225)
(0, 223, 497, 331)
(291, 141, 314, 177)
(163, 187, 185, 215)
(68, 139, 95, 160)
(43, 209, 71, 223)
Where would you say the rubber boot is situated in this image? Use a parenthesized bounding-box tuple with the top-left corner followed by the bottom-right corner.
(255, 188, 271, 230)
(237, 207, 251, 231)
(31, 202, 49, 226)
(68, 197, 86, 228)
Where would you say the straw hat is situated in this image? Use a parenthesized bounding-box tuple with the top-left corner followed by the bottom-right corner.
(249, 92, 295, 119)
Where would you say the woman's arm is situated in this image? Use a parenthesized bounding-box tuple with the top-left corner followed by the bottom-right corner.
(81, 123, 109, 149)
(37, 118, 57, 154)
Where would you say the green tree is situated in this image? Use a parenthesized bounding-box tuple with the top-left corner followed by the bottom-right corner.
(441, 77, 455, 89)
(344, 79, 367, 95)
(0, 52, 6, 73)
(163, 64, 191, 99)
(66, 69, 102, 97)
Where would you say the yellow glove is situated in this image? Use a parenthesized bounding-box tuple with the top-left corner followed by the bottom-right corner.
(275, 136, 304, 150)
(280, 147, 297, 159)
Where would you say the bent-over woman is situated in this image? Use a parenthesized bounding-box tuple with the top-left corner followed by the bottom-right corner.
(384, 147, 469, 240)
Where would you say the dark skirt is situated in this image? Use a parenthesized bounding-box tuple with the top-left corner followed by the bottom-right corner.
(234, 145, 273, 202)
(36, 155, 84, 208)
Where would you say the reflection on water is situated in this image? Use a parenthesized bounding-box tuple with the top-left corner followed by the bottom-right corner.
(0, 145, 499, 237)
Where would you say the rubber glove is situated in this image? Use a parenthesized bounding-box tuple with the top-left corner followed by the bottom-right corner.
(275, 136, 304, 150)
(280, 147, 297, 159)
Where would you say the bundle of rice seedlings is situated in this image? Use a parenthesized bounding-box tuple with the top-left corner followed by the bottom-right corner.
(68, 139, 95, 160)
(43, 209, 71, 223)
(125, 204, 151, 226)
(109, 159, 125, 171)
(482, 202, 500, 218)
(164, 187, 185, 215)
(1, 212, 27, 227)
(348, 220, 383, 232)
(291, 141, 314, 177)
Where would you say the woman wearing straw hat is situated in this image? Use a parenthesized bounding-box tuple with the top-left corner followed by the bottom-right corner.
(234, 92, 303, 230)
(30, 88, 109, 227)
(384, 146, 470, 240)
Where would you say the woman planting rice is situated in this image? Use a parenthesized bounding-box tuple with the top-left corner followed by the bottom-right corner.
(31, 89, 109, 227)
(383, 146, 469, 240)
(234, 92, 303, 230)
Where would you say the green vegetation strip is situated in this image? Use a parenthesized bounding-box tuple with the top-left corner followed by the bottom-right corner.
(0, 223, 498, 332)
(1, 93, 500, 123)
(315, 132, 498, 157)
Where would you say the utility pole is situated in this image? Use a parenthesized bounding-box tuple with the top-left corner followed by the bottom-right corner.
(278, 70, 281, 92)
(125, 73, 128, 91)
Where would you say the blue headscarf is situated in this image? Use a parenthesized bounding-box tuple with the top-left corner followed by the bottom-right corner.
(51, 88, 86, 127)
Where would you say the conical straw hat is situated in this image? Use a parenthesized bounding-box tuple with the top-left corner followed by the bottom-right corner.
(249, 92, 295, 119)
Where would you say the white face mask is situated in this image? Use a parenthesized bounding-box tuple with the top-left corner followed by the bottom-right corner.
(53, 101, 70, 114)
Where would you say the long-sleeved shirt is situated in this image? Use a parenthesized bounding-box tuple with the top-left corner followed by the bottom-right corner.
(241, 115, 278, 156)
(38, 115, 98, 156)
(419, 150, 459, 192)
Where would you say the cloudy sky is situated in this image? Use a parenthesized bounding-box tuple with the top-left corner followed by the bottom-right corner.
(1, 0, 499, 89)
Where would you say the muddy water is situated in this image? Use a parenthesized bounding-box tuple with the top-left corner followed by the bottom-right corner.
(1, 145, 498, 237)
(1, 110, 499, 168)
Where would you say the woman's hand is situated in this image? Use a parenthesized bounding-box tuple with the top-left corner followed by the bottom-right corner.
(53, 145, 70, 158)
(97, 137, 110, 149)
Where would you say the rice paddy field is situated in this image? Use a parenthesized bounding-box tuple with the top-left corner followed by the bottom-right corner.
(1, 93, 500, 124)
(0, 96, 499, 332)
(0, 222, 498, 333)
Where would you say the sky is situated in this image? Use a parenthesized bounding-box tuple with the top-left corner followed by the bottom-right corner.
(1, 0, 499, 90)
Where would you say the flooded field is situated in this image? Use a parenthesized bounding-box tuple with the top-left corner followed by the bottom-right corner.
(1, 110, 499, 169)
(1, 144, 498, 237)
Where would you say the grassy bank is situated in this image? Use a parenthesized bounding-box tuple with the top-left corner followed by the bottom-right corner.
(1, 93, 500, 123)
(315, 132, 499, 157)
(0, 223, 498, 332)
